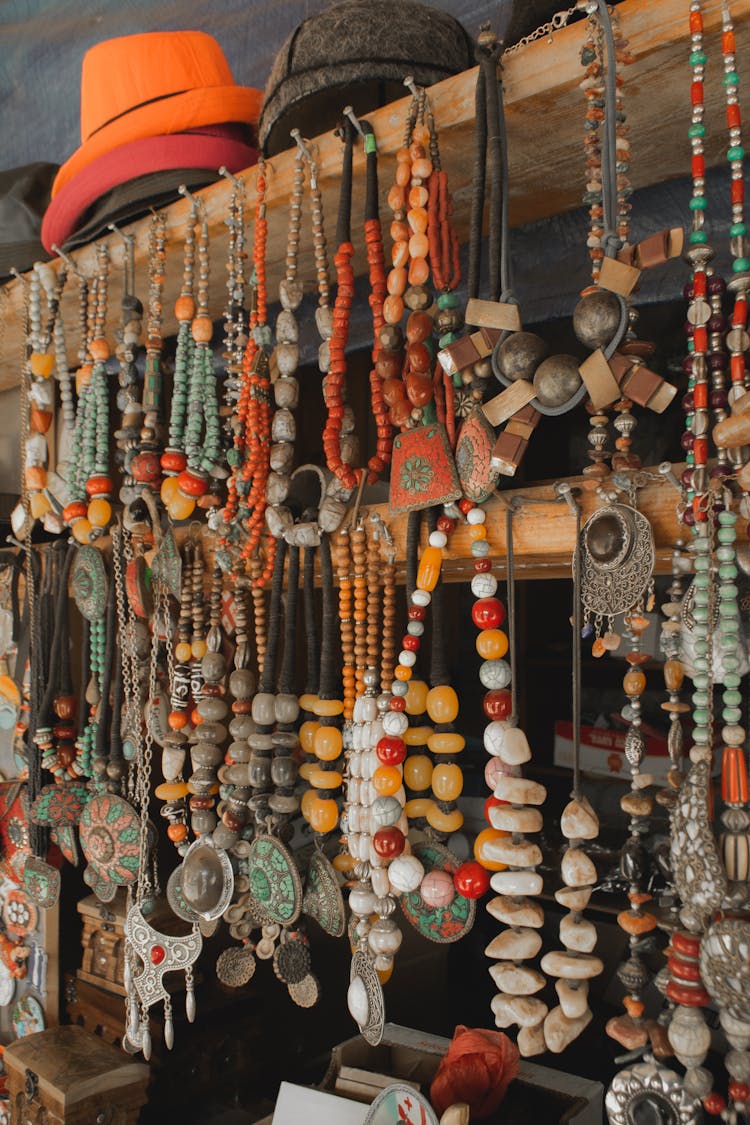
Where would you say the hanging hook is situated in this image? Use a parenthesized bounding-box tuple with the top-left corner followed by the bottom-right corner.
(218, 165, 244, 191)
(403, 75, 421, 98)
(50, 245, 86, 280)
(107, 221, 135, 248)
(9, 268, 28, 287)
(178, 184, 205, 216)
(342, 106, 367, 141)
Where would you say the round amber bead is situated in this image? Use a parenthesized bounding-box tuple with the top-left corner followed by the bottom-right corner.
(372, 765, 403, 797)
(298, 693, 319, 712)
(308, 797, 339, 834)
(404, 754, 433, 791)
(426, 685, 459, 724)
(432, 762, 464, 801)
(30, 352, 55, 378)
(314, 725, 343, 761)
(313, 698, 345, 717)
(476, 629, 509, 660)
(160, 475, 181, 506)
(469, 524, 488, 541)
(299, 720, 320, 754)
(428, 732, 465, 755)
(71, 517, 92, 544)
(175, 642, 192, 664)
(298, 761, 316, 782)
(405, 679, 429, 715)
(167, 823, 188, 843)
(474, 827, 509, 871)
(168, 493, 197, 521)
(394, 664, 412, 681)
(663, 659, 683, 692)
(416, 546, 442, 592)
(191, 640, 207, 660)
(87, 497, 110, 526)
(426, 804, 464, 833)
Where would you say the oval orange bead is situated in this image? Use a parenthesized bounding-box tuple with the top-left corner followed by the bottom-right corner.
(403, 754, 433, 791)
(405, 797, 433, 818)
(396, 161, 411, 187)
(476, 629, 509, 660)
(309, 768, 343, 790)
(168, 493, 197, 521)
(408, 256, 430, 286)
(403, 726, 433, 747)
(71, 517, 92, 544)
(161, 475, 181, 505)
(426, 804, 464, 833)
(175, 295, 195, 321)
(308, 797, 339, 834)
(392, 240, 409, 269)
(372, 765, 403, 797)
(432, 763, 464, 801)
(387, 268, 407, 296)
(390, 221, 409, 242)
(300, 788, 317, 821)
(412, 157, 433, 179)
(29, 352, 55, 378)
(663, 659, 684, 692)
(313, 724, 343, 761)
(299, 720, 320, 754)
(387, 184, 406, 211)
(408, 233, 429, 259)
(426, 685, 459, 724)
(191, 316, 213, 343)
(407, 207, 428, 234)
(416, 546, 442, 591)
(383, 294, 405, 325)
(408, 186, 429, 209)
(175, 642, 192, 664)
(87, 497, 112, 527)
(428, 732, 465, 755)
(623, 669, 646, 697)
(313, 699, 344, 717)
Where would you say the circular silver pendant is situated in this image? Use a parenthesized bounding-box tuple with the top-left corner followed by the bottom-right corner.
(575, 504, 654, 620)
(216, 945, 256, 988)
(288, 972, 320, 1009)
(349, 950, 385, 1046)
(605, 1062, 699, 1124)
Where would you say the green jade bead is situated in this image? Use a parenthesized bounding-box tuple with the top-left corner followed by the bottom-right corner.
(693, 727, 710, 745)
(719, 564, 738, 580)
(724, 673, 741, 690)
(694, 555, 711, 571)
(692, 606, 709, 624)
(437, 293, 460, 309)
(692, 692, 709, 709)
(692, 673, 709, 690)
(725, 708, 743, 725)
(717, 546, 736, 561)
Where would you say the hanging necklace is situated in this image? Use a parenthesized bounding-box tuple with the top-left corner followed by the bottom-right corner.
(25, 262, 67, 530)
(130, 212, 167, 498)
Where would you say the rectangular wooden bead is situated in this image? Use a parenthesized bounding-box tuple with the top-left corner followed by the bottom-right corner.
(491, 431, 528, 476)
(437, 335, 480, 375)
(482, 379, 536, 427)
(598, 255, 641, 297)
(578, 348, 621, 409)
(465, 298, 522, 332)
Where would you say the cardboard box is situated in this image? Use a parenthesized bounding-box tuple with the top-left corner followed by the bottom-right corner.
(320, 1024, 603, 1125)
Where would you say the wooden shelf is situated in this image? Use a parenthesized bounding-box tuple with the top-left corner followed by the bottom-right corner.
(0, 0, 748, 385)
(138, 463, 693, 583)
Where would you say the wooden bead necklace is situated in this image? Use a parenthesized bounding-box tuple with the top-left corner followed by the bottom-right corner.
(129, 212, 167, 499)
(161, 202, 196, 511)
(111, 227, 144, 505)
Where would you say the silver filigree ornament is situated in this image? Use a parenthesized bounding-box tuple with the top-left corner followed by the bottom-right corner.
(670, 760, 727, 933)
(575, 504, 655, 626)
(605, 1062, 699, 1124)
(700, 917, 750, 1022)
(348, 949, 385, 1046)
(124, 905, 201, 1059)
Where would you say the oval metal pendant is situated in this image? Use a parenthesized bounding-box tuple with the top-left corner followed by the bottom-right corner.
(349, 949, 385, 1046)
(246, 833, 302, 926)
(303, 849, 345, 937)
(400, 841, 475, 944)
(71, 546, 108, 621)
(79, 794, 141, 886)
(181, 836, 235, 921)
(575, 504, 655, 620)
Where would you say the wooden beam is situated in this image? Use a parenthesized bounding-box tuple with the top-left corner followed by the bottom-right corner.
(0, 0, 746, 384)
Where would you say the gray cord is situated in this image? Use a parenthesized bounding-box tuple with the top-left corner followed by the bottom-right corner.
(595, 0, 621, 259)
(572, 505, 583, 800)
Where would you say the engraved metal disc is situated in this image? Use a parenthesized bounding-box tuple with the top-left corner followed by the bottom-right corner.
(288, 972, 320, 1009)
(350, 949, 385, 1046)
(71, 545, 108, 621)
(400, 841, 476, 944)
(246, 833, 302, 926)
(303, 849, 345, 937)
(216, 945, 256, 987)
(574, 504, 655, 620)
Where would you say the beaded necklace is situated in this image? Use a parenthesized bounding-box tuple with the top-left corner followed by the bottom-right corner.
(111, 227, 143, 504)
(130, 213, 167, 496)
(64, 244, 112, 543)
(25, 263, 66, 528)
(161, 203, 196, 510)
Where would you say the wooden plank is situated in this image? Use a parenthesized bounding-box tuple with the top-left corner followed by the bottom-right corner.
(0, 0, 746, 385)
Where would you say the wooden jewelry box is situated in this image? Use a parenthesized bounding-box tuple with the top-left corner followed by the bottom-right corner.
(4, 1025, 148, 1124)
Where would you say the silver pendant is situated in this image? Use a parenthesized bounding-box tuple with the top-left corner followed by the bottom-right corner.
(700, 917, 750, 1022)
(575, 504, 654, 622)
(124, 904, 202, 1054)
(180, 835, 235, 921)
(605, 1061, 699, 1124)
(348, 949, 385, 1046)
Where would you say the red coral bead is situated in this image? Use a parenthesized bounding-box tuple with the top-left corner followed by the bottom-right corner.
(703, 1093, 726, 1116)
(150, 945, 165, 965)
(377, 737, 407, 766)
(729, 1081, 750, 1104)
(453, 860, 490, 899)
(472, 598, 506, 630)
(483, 689, 513, 720)
(372, 826, 405, 859)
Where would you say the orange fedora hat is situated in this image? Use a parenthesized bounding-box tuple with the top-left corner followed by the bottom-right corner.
(52, 31, 262, 198)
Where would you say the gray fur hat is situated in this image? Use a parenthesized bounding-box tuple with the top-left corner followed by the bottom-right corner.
(259, 0, 473, 155)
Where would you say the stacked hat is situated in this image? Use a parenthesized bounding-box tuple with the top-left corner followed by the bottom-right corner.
(42, 31, 262, 252)
(258, 0, 473, 156)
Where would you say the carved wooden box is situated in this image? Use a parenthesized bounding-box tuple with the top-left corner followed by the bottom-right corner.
(5, 1025, 148, 1124)
(76, 891, 127, 996)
